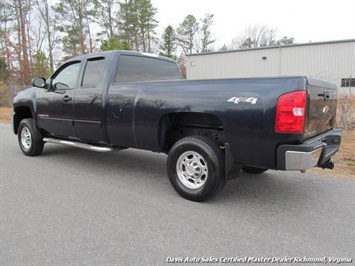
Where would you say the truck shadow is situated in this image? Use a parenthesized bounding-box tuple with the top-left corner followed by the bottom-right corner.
(221, 172, 314, 205)
(41, 144, 321, 208)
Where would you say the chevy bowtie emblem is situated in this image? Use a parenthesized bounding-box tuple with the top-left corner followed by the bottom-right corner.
(322, 105, 330, 114)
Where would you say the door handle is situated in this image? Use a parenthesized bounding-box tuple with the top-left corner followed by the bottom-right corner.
(62, 95, 72, 102)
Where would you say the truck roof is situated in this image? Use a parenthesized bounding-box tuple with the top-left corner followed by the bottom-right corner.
(65, 50, 175, 63)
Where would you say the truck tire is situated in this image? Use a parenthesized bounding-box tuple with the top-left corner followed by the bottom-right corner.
(18, 118, 44, 156)
(167, 136, 226, 202)
(242, 166, 268, 174)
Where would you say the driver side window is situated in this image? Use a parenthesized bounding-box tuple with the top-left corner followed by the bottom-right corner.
(52, 62, 81, 89)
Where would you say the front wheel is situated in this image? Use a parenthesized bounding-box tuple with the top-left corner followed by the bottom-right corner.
(167, 136, 226, 202)
(17, 119, 44, 156)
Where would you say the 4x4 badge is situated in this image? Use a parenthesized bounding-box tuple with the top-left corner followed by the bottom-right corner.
(227, 97, 258, 104)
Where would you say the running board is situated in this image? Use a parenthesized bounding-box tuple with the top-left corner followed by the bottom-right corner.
(43, 138, 113, 153)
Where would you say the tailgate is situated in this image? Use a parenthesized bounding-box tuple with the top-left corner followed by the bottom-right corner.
(304, 78, 338, 139)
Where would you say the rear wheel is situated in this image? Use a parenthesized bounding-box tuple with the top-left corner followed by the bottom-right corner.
(18, 119, 44, 156)
(242, 166, 268, 174)
(167, 136, 226, 202)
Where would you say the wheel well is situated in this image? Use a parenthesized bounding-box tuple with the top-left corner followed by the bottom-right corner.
(13, 106, 33, 134)
(159, 112, 224, 152)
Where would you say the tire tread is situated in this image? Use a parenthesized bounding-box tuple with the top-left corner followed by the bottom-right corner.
(18, 118, 44, 156)
(167, 135, 226, 202)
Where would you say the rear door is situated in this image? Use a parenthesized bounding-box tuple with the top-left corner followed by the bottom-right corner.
(74, 57, 107, 142)
(106, 54, 181, 148)
(304, 78, 338, 139)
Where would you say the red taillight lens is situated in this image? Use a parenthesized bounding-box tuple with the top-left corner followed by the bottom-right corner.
(275, 91, 307, 133)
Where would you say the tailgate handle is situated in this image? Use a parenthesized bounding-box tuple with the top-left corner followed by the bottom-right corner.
(317, 90, 331, 100)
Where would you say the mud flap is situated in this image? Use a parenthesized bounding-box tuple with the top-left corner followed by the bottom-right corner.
(224, 143, 242, 180)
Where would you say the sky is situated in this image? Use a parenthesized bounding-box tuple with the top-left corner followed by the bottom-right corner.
(151, 0, 355, 49)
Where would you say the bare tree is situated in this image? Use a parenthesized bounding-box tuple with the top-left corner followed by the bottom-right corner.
(232, 24, 278, 49)
(0, 1, 15, 73)
(9, 0, 33, 84)
(35, 0, 56, 71)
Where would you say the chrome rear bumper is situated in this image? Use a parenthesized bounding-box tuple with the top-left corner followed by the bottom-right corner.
(277, 129, 342, 171)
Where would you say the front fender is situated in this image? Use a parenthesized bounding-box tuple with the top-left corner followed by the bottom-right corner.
(12, 87, 40, 134)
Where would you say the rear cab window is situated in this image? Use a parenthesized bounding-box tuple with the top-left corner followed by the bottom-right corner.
(81, 57, 105, 88)
(115, 55, 181, 83)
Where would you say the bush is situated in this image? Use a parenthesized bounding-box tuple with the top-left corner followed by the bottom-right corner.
(336, 95, 355, 130)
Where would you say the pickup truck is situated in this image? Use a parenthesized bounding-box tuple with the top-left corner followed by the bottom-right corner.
(12, 50, 342, 201)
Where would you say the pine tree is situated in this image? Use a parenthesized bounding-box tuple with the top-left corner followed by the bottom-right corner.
(136, 0, 158, 52)
(160, 26, 177, 58)
(276, 36, 295, 45)
(176, 15, 199, 55)
(93, 0, 120, 38)
(118, 0, 158, 52)
(118, 0, 139, 50)
(53, 0, 95, 57)
(200, 13, 215, 52)
(100, 37, 131, 51)
(33, 51, 50, 78)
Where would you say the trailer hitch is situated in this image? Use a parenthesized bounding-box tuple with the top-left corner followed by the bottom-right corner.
(319, 160, 335, 170)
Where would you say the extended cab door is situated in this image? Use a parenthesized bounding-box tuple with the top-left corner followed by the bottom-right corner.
(37, 61, 81, 138)
(73, 57, 106, 142)
(106, 54, 182, 149)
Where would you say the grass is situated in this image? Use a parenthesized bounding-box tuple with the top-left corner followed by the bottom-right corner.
(0, 106, 12, 123)
(336, 95, 355, 130)
(308, 129, 355, 179)
(1, 106, 354, 179)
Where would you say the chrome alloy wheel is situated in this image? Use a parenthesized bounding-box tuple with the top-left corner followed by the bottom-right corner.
(176, 151, 208, 189)
(20, 126, 32, 151)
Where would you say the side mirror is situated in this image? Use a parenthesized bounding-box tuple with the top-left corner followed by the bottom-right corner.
(32, 77, 46, 88)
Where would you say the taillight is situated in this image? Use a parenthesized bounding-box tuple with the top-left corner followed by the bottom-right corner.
(275, 91, 307, 133)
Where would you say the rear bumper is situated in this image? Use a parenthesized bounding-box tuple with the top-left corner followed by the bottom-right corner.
(277, 129, 342, 171)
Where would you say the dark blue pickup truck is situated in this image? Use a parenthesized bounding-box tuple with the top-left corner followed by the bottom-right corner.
(12, 50, 342, 201)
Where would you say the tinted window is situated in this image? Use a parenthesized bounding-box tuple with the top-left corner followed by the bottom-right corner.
(116, 55, 181, 83)
(52, 62, 80, 89)
(82, 58, 105, 87)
